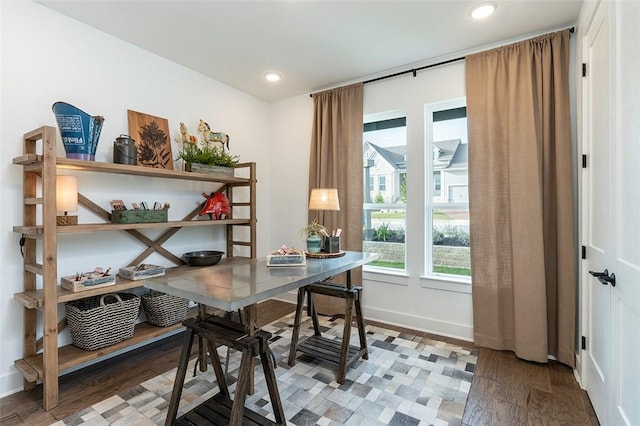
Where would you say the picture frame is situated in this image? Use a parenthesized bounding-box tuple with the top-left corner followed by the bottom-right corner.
(127, 109, 174, 169)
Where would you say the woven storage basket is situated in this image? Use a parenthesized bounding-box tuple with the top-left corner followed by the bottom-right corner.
(141, 290, 189, 327)
(65, 293, 140, 351)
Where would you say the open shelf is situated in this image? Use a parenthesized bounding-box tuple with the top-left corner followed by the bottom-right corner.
(13, 219, 251, 236)
(13, 153, 252, 185)
(12, 126, 257, 409)
(14, 308, 198, 383)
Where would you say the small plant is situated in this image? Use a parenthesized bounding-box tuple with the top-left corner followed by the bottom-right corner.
(298, 219, 327, 239)
(370, 223, 405, 242)
(374, 193, 385, 203)
(177, 140, 239, 167)
(374, 222, 392, 241)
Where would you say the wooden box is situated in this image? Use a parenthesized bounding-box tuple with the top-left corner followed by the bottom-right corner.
(61, 274, 116, 292)
(111, 210, 168, 224)
(119, 264, 166, 281)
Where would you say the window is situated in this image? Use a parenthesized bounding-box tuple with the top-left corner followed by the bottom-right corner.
(378, 176, 386, 191)
(427, 101, 470, 279)
(433, 171, 441, 196)
(363, 116, 406, 271)
(361, 101, 469, 282)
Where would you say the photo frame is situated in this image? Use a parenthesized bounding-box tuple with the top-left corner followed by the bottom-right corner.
(127, 109, 174, 169)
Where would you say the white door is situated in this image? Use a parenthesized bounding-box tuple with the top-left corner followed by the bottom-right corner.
(582, 2, 612, 422)
(582, 2, 640, 425)
(610, 2, 640, 424)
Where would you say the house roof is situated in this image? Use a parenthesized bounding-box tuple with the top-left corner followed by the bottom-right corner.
(365, 139, 467, 171)
(365, 142, 406, 170)
(433, 139, 467, 170)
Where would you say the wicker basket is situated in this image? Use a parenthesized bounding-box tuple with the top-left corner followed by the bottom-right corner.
(65, 293, 140, 351)
(141, 290, 189, 327)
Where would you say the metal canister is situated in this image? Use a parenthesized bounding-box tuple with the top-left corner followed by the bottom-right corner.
(113, 134, 137, 165)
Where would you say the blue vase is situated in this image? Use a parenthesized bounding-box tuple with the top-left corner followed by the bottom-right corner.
(52, 101, 104, 161)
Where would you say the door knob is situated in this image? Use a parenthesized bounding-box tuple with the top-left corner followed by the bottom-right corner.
(589, 269, 616, 287)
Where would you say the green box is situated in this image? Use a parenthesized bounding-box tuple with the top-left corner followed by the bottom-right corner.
(111, 210, 168, 224)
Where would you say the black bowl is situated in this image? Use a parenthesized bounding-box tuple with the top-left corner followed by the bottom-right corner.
(183, 250, 224, 266)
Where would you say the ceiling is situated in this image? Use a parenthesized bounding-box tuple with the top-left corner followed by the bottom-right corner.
(37, 0, 583, 103)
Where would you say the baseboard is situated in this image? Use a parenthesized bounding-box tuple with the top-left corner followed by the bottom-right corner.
(273, 294, 473, 342)
(0, 369, 24, 399)
(363, 306, 474, 342)
(573, 351, 584, 389)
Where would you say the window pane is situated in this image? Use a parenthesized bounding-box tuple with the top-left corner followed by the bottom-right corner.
(429, 106, 470, 278)
(364, 118, 406, 271)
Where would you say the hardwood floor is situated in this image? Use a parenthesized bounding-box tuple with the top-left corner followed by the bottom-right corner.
(0, 300, 598, 425)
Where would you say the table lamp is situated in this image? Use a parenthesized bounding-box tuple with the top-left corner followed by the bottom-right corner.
(308, 188, 340, 228)
(56, 175, 78, 226)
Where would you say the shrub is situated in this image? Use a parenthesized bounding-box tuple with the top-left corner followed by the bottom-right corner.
(432, 224, 470, 247)
(372, 222, 405, 242)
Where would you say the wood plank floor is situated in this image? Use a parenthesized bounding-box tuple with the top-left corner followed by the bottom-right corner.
(0, 300, 599, 425)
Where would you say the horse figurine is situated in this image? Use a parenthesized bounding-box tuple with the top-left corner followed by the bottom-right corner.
(179, 122, 198, 144)
(198, 119, 230, 150)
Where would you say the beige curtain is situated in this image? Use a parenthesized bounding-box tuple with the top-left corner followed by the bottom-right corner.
(309, 83, 364, 314)
(465, 30, 575, 366)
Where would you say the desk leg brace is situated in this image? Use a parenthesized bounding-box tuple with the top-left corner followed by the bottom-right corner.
(288, 284, 368, 384)
(165, 319, 285, 426)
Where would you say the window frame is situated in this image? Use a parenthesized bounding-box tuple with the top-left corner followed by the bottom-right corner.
(423, 97, 471, 286)
(362, 110, 407, 274)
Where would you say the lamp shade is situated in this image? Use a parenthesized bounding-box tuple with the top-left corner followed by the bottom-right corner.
(308, 188, 340, 211)
(56, 175, 78, 213)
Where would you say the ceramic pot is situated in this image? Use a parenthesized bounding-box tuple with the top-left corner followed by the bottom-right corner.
(306, 235, 322, 253)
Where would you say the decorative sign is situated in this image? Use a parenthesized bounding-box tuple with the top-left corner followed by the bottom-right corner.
(127, 109, 173, 169)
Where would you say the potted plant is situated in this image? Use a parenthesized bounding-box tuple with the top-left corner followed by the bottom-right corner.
(177, 139, 240, 174)
(298, 219, 327, 253)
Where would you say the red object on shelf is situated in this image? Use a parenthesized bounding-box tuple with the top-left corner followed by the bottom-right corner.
(199, 192, 230, 220)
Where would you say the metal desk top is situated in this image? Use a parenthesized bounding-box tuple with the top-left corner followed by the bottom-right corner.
(144, 251, 378, 311)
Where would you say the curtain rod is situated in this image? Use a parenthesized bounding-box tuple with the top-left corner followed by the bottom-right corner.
(310, 26, 575, 97)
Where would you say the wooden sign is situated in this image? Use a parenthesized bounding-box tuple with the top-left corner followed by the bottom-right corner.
(127, 109, 174, 169)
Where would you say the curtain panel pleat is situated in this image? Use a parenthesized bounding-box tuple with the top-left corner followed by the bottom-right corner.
(465, 30, 575, 366)
(308, 83, 364, 314)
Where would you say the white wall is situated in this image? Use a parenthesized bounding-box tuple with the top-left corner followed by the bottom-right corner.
(1, 0, 473, 399)
(0, 1, 271, 397)
(271, 63, 474, 340)
(267, 94, 314, 249)
(360, 63, 474, 340)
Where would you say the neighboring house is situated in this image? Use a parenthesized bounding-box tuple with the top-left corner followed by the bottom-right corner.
(364, 141, 406, 203)
(364, 139, 468, 204)
(432, 139, 468, 203)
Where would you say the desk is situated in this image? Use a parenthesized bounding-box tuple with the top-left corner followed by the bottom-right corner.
(145, 251, 377, 425)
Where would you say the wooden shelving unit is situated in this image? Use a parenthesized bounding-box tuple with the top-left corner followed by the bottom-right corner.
(12, 126, 257, 410)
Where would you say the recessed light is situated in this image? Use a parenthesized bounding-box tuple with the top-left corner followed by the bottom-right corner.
(264, 72, 281, 82)
(470, 2, 496, 20)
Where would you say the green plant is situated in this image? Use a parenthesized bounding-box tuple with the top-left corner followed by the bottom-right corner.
(298, 219, 327, 239)
(374, 193, 384, 203)
(399, 173, 407, 203)
(432, 224, 470, 247)
(177, 140, 239, 167)
(374, 222, 392, 241)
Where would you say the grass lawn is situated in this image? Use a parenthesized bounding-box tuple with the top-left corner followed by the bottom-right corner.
(371, 211, 404, 219)
(433, 265, 472, 276)
(369, 260, 405, 269)
(370, 211, 453, 220)
(368, 262, 471, 277)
